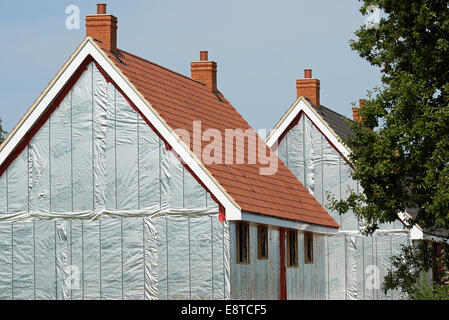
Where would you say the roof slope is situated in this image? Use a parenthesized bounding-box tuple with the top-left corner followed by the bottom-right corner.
(305, 98, 354, 140)
(103, 49, 338, 228)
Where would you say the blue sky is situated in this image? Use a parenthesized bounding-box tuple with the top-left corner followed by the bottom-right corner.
(0, 0, 381, 133)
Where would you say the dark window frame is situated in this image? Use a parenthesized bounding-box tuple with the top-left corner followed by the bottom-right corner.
(236, 221, 250, 264)
(304, 231, 314, 264)
(257, 224, 269, 260)
(287, 229, 298, 268)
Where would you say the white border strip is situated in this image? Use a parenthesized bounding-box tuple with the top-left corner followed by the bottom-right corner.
(241, 211, 339, 234)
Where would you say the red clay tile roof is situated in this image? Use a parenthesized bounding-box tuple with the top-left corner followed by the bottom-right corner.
(104, 48, 339, 228)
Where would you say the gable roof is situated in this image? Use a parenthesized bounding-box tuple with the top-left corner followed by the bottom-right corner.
(0, 38, 241, 221)
(0, 38, 338, 230)
(266, 97, 352, 162)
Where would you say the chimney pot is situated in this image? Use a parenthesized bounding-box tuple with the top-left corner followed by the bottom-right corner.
(296, 69, 320, 107)
(97, 3, 107, 14)
(304, 69, 312, 79)
(86, 4, 118, 53)
(200, 51, 208, 61)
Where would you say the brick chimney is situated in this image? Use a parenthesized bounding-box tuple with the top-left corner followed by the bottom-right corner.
(86, 4, 118, 53)
(191, 51, 218, 93)
(296, 69, 320, 107)
(353, 99, 365, 122)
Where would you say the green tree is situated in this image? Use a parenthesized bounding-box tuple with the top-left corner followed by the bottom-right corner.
(382, 241, 449, 298)
(329, 0, 449, 295)
(0, 117, 6, 144)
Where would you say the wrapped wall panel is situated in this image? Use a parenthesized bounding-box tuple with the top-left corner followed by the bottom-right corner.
(0, 223, 12, 300)
(138, 121, 161, 211)
(122, 218, 144, 300)
(12, 222, 34, 300)
(104, 83, 117, 211)
(99, 218, 122, 300)
(345, 236, 358, 300)
(340, 162, 359, 231)
(50, 93, 72, 213)
(72, 64, 93, 212)
(7, 150, 28, 214)
(36, 221, 57, 300)
(115, 94, 139, 211)
(326, 235, 346, 300)
(286, 116, 304, 184)
(166, 216, 190, 299)
(29, 122, 50, 214)
(82, 220, 101, 300)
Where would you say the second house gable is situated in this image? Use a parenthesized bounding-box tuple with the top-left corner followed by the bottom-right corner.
(274, 107, 403, 232)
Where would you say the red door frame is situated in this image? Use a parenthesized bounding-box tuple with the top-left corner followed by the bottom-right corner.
(279, 228, 287, 300)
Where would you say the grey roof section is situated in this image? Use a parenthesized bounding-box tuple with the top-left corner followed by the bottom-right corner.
(406, 208, 449, 239)
(304, 97, 355, 140)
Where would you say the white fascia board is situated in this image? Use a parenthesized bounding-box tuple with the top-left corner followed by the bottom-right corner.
(399, 211, 449, 243)
(410, 226, 424, 240)
(411, 225, 449, 244)
(335, 229, 410, 236)
(398, 211, 424, 241)
(422, 234, 449, 244)
(241, 211, 339, 235)
(409, 223, 449, 244)
(0, 38, 242, 221)
(266, 98, 351, 160)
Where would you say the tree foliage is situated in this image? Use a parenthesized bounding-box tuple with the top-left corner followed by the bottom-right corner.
(331, 0, 449, 236)
(382, 241, 449, 296)
(406, 278, 449, 300)
(328, 0, 449, 295)
(0, 117, 6, 144)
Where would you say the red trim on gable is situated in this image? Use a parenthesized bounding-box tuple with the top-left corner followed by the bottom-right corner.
(396, 215, 408, 228)
(0, 55, 224, 217)
(273, 115, 301, 152)
(93, 61, 111, 83)
(100, 63, 174, 153)
(219, 204, 226, 222)
(179, 155, 221, 213)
